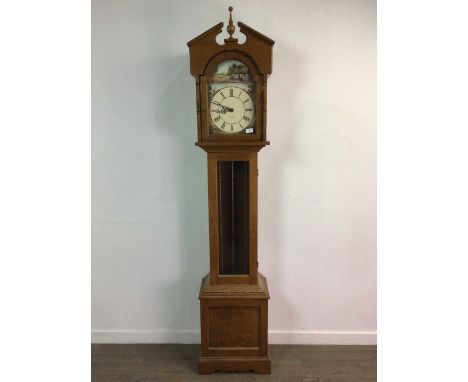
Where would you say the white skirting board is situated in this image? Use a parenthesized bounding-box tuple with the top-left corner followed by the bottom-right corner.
(91, 330, 376, 345)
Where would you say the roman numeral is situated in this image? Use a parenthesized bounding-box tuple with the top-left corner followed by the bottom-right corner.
(229, 89, 233, 97)
(220, 92, 225, 99)
(245, 108, 253, 111)
(214, 116, 221, 122)
(243, 98, 249, 103)
(221, 122, 225, 129)
(230, 124, 233, 131)
(243, 116, 250, 122)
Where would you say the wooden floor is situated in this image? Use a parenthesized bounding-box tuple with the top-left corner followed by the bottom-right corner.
(92, 344, 376, 382)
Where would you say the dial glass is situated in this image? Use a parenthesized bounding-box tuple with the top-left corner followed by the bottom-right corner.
(208, 59, 256, 135)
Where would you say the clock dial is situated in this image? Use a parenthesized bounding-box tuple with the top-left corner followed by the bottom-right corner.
(210, 86, 255, 133)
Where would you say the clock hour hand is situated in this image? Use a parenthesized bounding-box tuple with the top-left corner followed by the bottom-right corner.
(212, 101, 233, 113)
(212, 109, 226, 114)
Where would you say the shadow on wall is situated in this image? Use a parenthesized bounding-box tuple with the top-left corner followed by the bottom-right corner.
(152, 54, 208, 337)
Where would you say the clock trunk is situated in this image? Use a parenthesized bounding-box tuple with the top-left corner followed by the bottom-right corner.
(207, 152, 258, 285)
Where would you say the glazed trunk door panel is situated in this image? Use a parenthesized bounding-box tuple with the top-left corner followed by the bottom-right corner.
(207, 152, 258, 284)
(217, 161, 249, 275)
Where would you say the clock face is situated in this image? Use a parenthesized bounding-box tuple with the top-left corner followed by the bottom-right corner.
(210, 86, 255, 133)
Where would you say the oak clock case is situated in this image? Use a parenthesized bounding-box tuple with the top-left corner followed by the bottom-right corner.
(187, 7, 274, 375)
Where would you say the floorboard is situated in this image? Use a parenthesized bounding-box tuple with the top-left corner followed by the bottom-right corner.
(92, 344, 376, 382)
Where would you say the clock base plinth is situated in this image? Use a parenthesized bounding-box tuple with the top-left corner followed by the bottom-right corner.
(198, 356, 271, 374)
(198, 273, 270, 375)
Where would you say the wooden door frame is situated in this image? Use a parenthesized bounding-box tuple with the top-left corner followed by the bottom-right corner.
(207, 151, 258, 284)
(199, 51, 264, 143)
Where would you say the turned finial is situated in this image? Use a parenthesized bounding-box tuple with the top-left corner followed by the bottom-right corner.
(225, 6, 238, 42)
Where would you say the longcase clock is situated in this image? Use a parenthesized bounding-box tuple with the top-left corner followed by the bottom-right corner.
(187, 7, 274, 374)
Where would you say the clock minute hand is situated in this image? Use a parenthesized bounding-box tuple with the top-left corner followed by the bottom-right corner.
(214, 102, 233, 112)
(212, 101, 230, 114)
(212, 101, 233, 112)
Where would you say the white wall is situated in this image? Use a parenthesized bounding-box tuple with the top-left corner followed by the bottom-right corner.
(92, 0, 376, 345)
